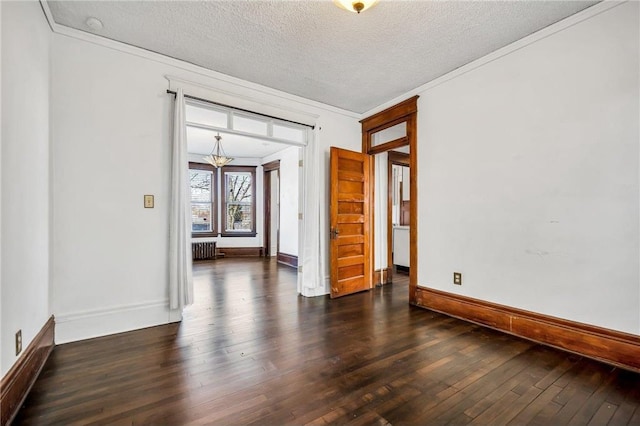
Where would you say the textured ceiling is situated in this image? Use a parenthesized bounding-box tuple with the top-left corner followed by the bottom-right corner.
(46, 0, 599, 113)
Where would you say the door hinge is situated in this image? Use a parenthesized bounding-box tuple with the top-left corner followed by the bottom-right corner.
(299, 160, 303, 167)
(298, 213, 303, 220)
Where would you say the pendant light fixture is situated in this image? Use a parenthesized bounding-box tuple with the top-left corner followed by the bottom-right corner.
(203, 133, 233, 168)
(333, 0, 378, 14)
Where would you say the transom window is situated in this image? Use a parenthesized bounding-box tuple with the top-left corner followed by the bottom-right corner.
(185, 99, 308, 146)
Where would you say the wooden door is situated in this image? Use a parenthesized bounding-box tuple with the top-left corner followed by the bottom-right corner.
(330, 147, 372, 298)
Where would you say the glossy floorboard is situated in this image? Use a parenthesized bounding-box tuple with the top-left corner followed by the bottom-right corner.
(15, 258, 640, 425)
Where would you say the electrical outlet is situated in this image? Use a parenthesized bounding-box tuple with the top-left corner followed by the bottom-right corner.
(144, 195, 154, 208)
(453, 272, 462, 285)
(16, 330, 22, 356)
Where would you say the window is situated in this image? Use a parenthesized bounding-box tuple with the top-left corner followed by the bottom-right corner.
(185, 99, 309, 147)
(189, 162, 217, 237)
(222, 166, 256, 236)
(189, 163, 257, 238)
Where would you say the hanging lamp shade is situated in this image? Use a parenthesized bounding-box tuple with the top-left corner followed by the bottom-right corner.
(203, 133, 233, 168)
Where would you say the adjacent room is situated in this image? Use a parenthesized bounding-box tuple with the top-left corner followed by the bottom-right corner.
(184, 98, 304, 275)
(2, 0, 638, 424)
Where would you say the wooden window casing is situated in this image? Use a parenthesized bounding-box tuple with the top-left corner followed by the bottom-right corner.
(189, 162, 218, 238)
(221, 166, 257, 237)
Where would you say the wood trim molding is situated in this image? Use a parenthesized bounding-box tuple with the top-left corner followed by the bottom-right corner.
(361, 97, 418, 301)
(407, 114, 418, 303)
(216, 246, 263, 257)
(373, 268, 390, 286)
(263, 165, 280, 258)
(414, 287, 640, 372)
(262, 160, 280, 172)
(360, 96, 419, 133)
(264, 169, 272, 257)
(221, 165, 257, 237)
(277, 252, 298, 268)
(367, 137, 409, 156)
(189, 162, 218, 238)
(387, 151, 410, 165)
(1, 316, 55, 426)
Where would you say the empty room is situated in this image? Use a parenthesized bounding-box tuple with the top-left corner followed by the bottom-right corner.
(1, 1, 639, 425)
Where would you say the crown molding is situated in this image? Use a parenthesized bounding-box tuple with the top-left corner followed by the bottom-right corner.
(38, 1, 360, 120)
(362, 0, 626, 118)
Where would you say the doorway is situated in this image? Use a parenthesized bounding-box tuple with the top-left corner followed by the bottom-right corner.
(387, 150, 410, 282)
(360, 96, 419, 302)
(183, 97, 307, 296)
(263, 160, 280, 259)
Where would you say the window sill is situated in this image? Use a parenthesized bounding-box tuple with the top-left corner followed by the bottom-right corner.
(220, 232, 257, 238)
(192, 232, 217, 238)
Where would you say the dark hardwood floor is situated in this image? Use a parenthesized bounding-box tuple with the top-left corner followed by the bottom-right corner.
(15, 258, 640, 425)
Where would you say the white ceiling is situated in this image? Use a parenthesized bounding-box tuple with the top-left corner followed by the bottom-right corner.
(46, 0, 599, 114)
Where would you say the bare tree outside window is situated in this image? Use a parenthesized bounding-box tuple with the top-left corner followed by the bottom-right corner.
(189, 163, 217, 237)
(223, 167, 256, 235)
(226, 173, 251, 230)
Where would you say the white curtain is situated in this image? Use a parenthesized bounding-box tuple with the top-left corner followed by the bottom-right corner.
(169, 88, 194, 310)
(298, 129, 325, 297)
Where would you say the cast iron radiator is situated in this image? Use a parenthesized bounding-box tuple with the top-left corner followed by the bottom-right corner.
(192, 241, 217, 260)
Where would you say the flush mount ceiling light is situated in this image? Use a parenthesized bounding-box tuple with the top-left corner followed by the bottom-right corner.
(333, 0, 379, 14)
(85, 17, 103, 31)
(203, 133, 233, 168)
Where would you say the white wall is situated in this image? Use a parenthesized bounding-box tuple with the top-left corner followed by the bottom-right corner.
(1, 1, 51, 375)
(278, 146, 300, 256)
(270, 169, 278, 256)
(413, 2, 639, 334)
(373, 152, 388, 271)
(263, 145, 301, 256)
(50, 31, 359, 342)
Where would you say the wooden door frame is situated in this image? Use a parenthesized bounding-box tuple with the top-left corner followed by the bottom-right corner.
(360, 96, 419, 303)
(387, 151, 410, 283)
(262, 160, 280, 258)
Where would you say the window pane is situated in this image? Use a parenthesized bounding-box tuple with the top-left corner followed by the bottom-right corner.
(186, 104, 228, 128)
(192, 204, 212, 232)
(225, 171, 253, 232)
(190, 170, 212, 202)
(233, 114, 268, 136)
(273, 123, 305, 143)
(225, 172, 252, 203)
(372, 122, 406, 147)
(226, 203, 252, 232)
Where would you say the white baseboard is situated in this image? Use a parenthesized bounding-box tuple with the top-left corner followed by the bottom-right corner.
(55, 300, 180, 344)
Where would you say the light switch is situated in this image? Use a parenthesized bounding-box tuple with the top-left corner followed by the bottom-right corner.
(144, 195, 154, 208)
